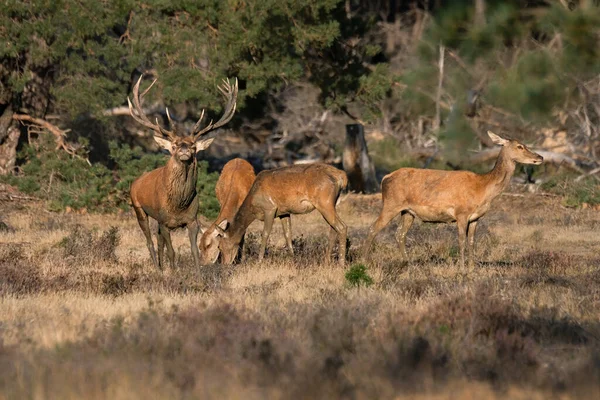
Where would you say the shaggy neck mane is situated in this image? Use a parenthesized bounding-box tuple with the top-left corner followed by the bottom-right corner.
(165, 157, 198, 210)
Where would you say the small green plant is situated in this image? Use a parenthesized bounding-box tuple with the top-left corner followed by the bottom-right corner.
(345, 264, 374, 289)
(541, 173, 600, 208)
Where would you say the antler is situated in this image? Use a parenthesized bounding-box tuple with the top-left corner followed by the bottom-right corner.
(127, 75, 177, 140)
(192, 78, 238, 141)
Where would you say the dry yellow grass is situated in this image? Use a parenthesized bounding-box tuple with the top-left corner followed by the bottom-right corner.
(1, 190, 599, 399)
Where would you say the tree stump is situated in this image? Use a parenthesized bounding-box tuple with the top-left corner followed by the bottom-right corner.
(342, 124, 378, 193)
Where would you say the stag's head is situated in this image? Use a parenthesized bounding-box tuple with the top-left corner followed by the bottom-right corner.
(128, 75, 238, 163)
(488, 131, 543, 165)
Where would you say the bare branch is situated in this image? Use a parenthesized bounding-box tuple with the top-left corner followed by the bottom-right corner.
(12, 114, 90, 165)
(433, 44, 445, 132)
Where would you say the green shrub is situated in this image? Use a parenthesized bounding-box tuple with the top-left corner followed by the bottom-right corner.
(345, 264, 374, 289)
(1, 137, 220, 217)
(540, 174, 600, 208)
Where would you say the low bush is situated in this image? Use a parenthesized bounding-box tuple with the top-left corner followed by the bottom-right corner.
(0, 137, 220, 217)
(541, 173, 600, 208)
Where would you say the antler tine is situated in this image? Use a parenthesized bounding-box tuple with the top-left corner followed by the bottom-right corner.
(165, 107, 176, 131)
(127, 74, 177, 140)
(193, 77, 238, 140)
(190, 109, 207, 134)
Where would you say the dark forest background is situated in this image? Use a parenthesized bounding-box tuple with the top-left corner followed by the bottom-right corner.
(1, 0, 599, 214)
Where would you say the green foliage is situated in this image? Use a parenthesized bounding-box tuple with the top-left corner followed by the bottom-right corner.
(369, 138, 421, 172)
(1, 0, 389, 118)
(2, 137, 114, 212)
(541, 174, 600, 208)
(345, 264, 374, 289)
(400, 2, 600, 126)
(196, 161, 220, 220)
(438, 114, 478, 162)
(487, 50, 564, 121)
(540, 5, 600, 77)
(1, 138, 220, 216)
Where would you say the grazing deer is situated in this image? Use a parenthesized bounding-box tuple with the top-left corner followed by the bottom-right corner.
(362, 131, 543, 269)
(211, 163, 348, 266)
(199, 158, 256, 264)
(128, 75, 238, 269)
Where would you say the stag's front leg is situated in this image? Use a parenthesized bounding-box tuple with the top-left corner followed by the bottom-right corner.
(259, 209, 276, 262)
(134, 207, 159, 269)
(157, 225, 166, 269)
(158, 224, 176, 268)
(187, 219, 201, 267)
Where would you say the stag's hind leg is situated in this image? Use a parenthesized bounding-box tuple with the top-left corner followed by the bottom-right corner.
(158, 224, 175, 268)
(133, 206, 158, 269)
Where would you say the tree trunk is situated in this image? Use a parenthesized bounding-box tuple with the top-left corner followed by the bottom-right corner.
(342, 124, 378, 193)
(0, 106, 19, 175)
(474, 0, 486, 27)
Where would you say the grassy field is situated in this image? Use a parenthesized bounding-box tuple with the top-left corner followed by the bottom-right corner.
(1, 187, 599, 399)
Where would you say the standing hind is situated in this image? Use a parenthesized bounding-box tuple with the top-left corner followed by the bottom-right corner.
(362, 131, 543, 269)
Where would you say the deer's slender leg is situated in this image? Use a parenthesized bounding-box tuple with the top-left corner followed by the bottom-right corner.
(259, 209, 276, 262)
(280, 216, 294, 255)
(315, 204, 347, 266)
(187, 219, 201, 267)
(159, 224, 176, 268)
(467, 220, 478, 270)
(239, 234, 247, 262)
(456, 216, 469, 270)
(395, 212, 415, 261)
(362, 202, 403, 257)
(157, 225, 166, 269)
(134, 207, 159, 269)
(325, 225, 337, 262)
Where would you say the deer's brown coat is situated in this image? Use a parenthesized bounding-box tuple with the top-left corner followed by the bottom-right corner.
(362, 131, 543, 268)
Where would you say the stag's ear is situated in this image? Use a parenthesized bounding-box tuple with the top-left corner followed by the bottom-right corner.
(487, 131, 509, 146)
(195, 137, 215, 151)
(153, 135, 173, 153)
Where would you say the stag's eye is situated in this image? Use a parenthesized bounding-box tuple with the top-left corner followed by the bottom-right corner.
(517, 145, 524, 150)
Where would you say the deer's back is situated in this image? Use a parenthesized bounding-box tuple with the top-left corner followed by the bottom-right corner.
(250, 163, 346, 214)
(215, 158, 256, 221)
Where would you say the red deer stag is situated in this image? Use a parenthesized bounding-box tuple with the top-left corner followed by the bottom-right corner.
(199, 158, 256, 264)
(362, 131, 543, 269)
(128, 75, 238, 269)
(211, 163, 348, 266)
